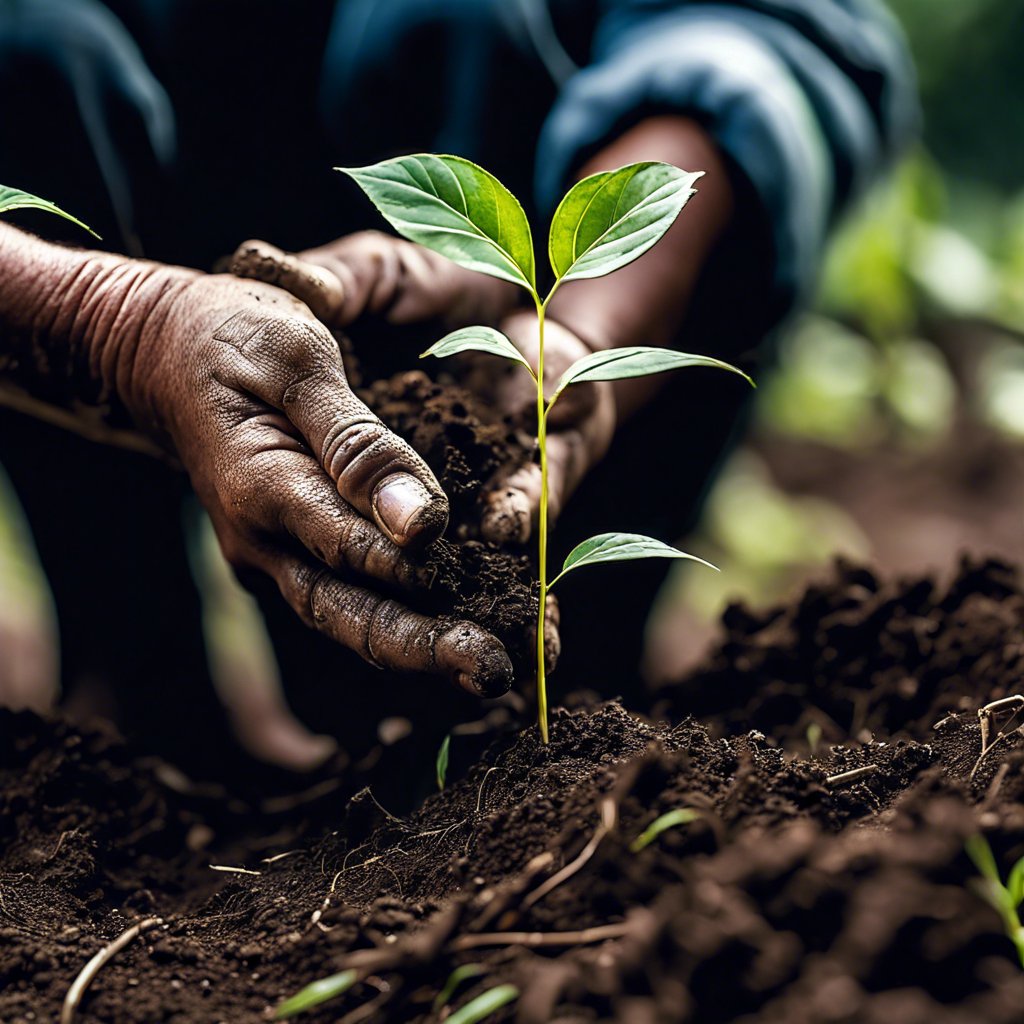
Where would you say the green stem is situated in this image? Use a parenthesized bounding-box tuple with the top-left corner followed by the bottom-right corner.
(535, 296, 549, 744)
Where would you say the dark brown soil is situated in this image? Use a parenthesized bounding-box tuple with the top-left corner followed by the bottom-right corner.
(361, 369, 539, 676)
(4, 556, 1024, 1023)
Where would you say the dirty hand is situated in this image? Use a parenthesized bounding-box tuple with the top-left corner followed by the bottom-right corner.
(227, 230, 519, 332)
(470, 312, 617, 545)
(0, 225, 513, 697)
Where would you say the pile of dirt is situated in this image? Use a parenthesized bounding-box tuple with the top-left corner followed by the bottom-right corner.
(5, 363, 1024, 1022)
(655, 556, 1024, 751)
(4, 559, 1024, 1022)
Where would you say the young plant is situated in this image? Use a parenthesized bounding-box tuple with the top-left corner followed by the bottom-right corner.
(273, 969, 358, 1019)
(966, 834, 1024, 967)
(0, 185, 97, 237)
(338, 155, 752, 742)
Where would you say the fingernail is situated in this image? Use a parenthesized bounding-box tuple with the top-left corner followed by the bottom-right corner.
(372, 473, 448, 546)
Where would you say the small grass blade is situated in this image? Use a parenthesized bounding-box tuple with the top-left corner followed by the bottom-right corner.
(0, 185, 99, 238)
(433, 963, 486, 1012)
(446, 984, 519, 1024)
(1008, 856, 1024, 907)
(629, 808, 701, 853)
(273, 970, 357, 1019)
(966, 834, 1001, 884)
(436, 734, 451, 791)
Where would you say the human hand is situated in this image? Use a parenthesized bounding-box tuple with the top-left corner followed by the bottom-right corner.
(227, 230, 519, 333)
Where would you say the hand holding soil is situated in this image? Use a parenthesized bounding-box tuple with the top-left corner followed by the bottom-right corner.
(0, 225, 514, 697)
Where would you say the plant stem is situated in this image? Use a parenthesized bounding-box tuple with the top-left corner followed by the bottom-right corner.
(535, 296, 549, 744)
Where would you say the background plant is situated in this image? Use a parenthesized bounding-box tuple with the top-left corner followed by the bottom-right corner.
(339, 154, 751, 742)
(966, 834, 1024, 967)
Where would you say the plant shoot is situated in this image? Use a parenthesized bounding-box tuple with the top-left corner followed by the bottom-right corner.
(339, 155, 752, 742)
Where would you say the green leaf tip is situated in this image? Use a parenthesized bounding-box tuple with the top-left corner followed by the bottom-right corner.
(436, 734, 451, 791)
(336, 155, 535, 293)
(446, 984, 519, 1024)
(551, 533, 718, 587)
(548, 162, 702, 285)
(0, 185, 99, 239)
(629, 808, 701, 853)
(273, 969, 358, 1019)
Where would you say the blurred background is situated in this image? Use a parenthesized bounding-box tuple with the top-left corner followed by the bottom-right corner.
(646, 0, 1024, 678)
(1, 0, 1022, 738)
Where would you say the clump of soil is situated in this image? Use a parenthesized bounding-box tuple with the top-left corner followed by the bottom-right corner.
(361, 369, 538, 673)
(4, 558, 1024, 1022)
(655, 556, 1024, 751)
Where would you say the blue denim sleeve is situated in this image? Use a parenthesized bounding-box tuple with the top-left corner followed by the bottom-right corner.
(535, 1, 919, 320)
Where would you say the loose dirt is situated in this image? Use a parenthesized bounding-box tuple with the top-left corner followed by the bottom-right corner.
(3, 376, 1024, 1023)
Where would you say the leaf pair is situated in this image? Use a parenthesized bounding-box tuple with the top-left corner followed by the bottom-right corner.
(338, 154, 701, 298)
(421, 332, 754, 405)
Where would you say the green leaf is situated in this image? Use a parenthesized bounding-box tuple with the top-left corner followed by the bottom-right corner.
(422, 327, 534, 375)
(274, 970, 357, 1019)
(446, 985, 519, 1024)
(549, 346, 753, 404)
(629, 808, 701, 853)
(1009, 857, 1024, 907)
(0, 185, 98, 238)
(967, 835, 1001, 885)
(548, 162, 701, 284)
(436, 734, 451, 792)
(550, 533, 718, 587)
(337, 155, 535, 293)
(433, 964, 486, 1012)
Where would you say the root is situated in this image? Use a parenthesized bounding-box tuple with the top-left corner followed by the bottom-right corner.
(450, 922, 630, 951)
(825, 764, 879, 787)
(522, 796, 617, 912)
(61, 918, 162, 1024)
(970, 695, 1024, 782)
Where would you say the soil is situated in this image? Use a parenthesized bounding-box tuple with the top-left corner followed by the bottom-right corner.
(360, 369, 539, 676)
(4, 374, 1024, 1023)
(4, 557, 1024, 1023)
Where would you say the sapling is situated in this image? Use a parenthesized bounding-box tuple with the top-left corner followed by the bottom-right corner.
(338, 155, 752, 742)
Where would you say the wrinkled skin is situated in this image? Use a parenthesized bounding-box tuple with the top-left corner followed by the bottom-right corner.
(0, 224, 514, 697)
(228, 235, 614, 546)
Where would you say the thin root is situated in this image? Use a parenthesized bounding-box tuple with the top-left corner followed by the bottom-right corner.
(450, 921, 630, 951)
(825, 764, 879, 787)
(61, 917, 162, 1024)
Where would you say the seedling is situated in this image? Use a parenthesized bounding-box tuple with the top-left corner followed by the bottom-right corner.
(339, 155, 752, 742)
(273, 968, 357, 1018)
(629, 807, 701, 853)
(0, 185, 97, 237)
(965, 834, 1024, 967)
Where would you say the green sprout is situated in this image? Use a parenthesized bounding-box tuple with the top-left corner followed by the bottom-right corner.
(433, 964, 487, 1013)
(0, 185, 98, 237)
(966, 834, 1024, 967)
(629, 807, 701, 853)
(338, 155, 752, 742)
(436, 733, 451, 791)
(445, 984, 519, 1024)
(273, 969, 357, 1019)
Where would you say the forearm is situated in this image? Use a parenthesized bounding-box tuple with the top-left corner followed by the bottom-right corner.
(0, 223, 195, 439)
(547, 116, 734, 420)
